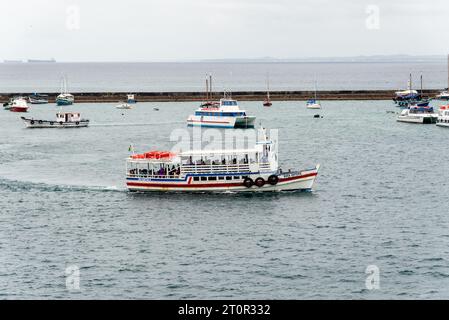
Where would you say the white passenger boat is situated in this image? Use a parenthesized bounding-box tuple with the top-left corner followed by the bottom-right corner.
(187, 98, 256, 128)
(21, 112, 89, 128)
(437, 105, 449, 127)
(116, 102, 132, 109)
(397, 106, 438, 124)
(126, 128, 320, 193)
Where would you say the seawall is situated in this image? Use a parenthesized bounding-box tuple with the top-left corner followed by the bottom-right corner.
(0, 90, 441, 103)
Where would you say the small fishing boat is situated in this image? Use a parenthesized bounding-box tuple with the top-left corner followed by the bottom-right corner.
(126, 127, 320, 193)
(436, 105, 449, 128)
(306, 80, 321, 109)
(56, 77, 74, 106)
(21, 112, 89, 128)
(9, 97, 29, 112)
(263, 74, 272, 107)
(127, 94, 137, 104)
(397, 105, 438, 124)
(116, 102, 132, 109)
(436, 91, 449, 101)
(28, 93, 48, 104)
(187, 97, 256, 128)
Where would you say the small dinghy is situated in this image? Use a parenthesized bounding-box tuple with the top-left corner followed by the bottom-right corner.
(21, 111, 89, 128)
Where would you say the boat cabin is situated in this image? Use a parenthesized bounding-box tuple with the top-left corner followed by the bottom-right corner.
(57, 112, 81, 123)
(126, 138, 278, 179)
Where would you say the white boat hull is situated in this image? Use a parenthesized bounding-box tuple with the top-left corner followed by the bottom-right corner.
(307, 103, 321, 109)
(126, 166, 320, 193)
(187, 115, 256, 128)
(21, 117, 89, 128)
(397, 115, 438, 124)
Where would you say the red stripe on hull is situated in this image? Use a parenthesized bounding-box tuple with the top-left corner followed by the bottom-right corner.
(127, 172, 317, 189)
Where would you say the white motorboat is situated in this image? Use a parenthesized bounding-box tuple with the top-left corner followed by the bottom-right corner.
(187, 97, 256, 128)
(306, 80, 321, 109)
(436, 91, 449, 101)
(397, 106, 438, 124)
(437, 105, 449, 127)
(126, 127, 320, 193)
(116, 102, 132, 109)
(21, 112, 89, 128)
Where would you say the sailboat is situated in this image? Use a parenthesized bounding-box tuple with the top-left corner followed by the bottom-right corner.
(56, 76, 74, 106)
(263, 73, 272, 107)
(306, 79, 321, 109)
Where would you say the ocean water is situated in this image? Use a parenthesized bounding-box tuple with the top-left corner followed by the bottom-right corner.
(0, 61, 447, 93)
(1, 100, 449, 299)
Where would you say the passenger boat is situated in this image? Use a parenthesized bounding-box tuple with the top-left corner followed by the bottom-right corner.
(56, 77, 74, 106)
(187, 97, 256, 128)
(127, 94, 137, 104)
(21, 112, 89, 128)
(436, 105, 449, 128)
(9, 97, 29, 112)
(28, 93, 48, 104)
(126, 128, 320, 193)
(397, 105, 438, 124)
(116, 102, 132, 109)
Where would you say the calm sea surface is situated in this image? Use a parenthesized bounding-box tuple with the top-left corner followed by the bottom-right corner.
(0, 61, 447, 93)
(1, 99, 449, 299)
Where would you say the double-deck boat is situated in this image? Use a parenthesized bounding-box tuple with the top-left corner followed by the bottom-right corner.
(21, 112, 89, 128)
(9, 97, 29, 112)
(125, 128, 320, 193)
(187, 98, 256, 128)
(397, 105, 438, 124)
(437, 105, 449, 128)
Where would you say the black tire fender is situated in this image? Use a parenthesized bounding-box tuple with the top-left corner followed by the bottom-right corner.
(243, 177, 254, 188)
(255, 177, 265, 188)
(30, 120, 35, 125)
(268, 175, 279, 185)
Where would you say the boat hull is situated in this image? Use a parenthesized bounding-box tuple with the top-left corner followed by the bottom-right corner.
(10, 107, 29, 112)
(56, 99, 74, 106)
(397, 115, 438, 124)
(126, 166, 319, 193)
(307, 103, 321, 109)
(21, 117, 89, 128)
(187, 115, 256, 128)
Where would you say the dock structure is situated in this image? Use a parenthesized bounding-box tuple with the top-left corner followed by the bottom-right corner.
(0, 89, 442, 103)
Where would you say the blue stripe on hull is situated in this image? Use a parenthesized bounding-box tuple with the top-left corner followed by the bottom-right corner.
(187, 123, 235, 128)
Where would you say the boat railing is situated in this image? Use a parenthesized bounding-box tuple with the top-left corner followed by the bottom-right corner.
(181, 162, 271, 174)
(127, 172, 181, 179)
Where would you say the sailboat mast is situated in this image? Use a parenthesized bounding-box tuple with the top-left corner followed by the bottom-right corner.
(420, 74, 423, 96)
(409, 73, 412, 91)
(266, 73, 270, 99)
(209, 74, 212, 101)
(205, 75, 209, 101)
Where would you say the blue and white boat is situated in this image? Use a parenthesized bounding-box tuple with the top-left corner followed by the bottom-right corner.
(187, 98, 256, 128)
(127, 94, 137, 104)
(28, 93, 48, 104)
(56, 77, 74, 106)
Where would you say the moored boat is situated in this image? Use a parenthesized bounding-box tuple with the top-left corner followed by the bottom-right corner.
(187, 97, 256, 128)
(9, 97, 29, 112)
(436, 105, 449, 127)
(126, 128, 320, 193)
(306, 79, 321, 109)
(397, 105, 438, 124)
(127, 94, 136, 104)
(56, 77, 74, 106)
(436, 91, 449, 101)
(116, 102, 132, 109)
(263, 73, 272, 107)
(21, 112, 89, 128)
(28, 93, 48, 104)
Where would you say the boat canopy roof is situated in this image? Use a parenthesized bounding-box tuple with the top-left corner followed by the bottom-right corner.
(179, 147, 261, 157)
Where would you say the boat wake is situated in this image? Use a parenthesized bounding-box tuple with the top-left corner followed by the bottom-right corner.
(90, 121, 184, 127)
(0, 176, 126, 194)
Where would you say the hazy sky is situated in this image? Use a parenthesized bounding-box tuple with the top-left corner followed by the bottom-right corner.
(1, 0, 448, 61)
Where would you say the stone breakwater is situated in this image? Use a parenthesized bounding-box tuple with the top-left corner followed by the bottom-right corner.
(0, 90, 441, 103)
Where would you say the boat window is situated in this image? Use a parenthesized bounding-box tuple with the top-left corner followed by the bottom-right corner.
(225, 176, 232, 180)
(218, 176, 225, 180)
(233, 176, 240, 180)
(208, 177, 217, 181)
(193, 177, 199, 181)
(200, 177, 207, 181)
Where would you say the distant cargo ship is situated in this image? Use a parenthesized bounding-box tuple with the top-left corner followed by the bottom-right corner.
(27, 58, 56, 63)
(3, 60, 23, 63)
